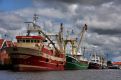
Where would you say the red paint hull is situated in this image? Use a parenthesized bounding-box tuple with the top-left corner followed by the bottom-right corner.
(11, 56, 65, 71)
(6, 47, 66, 71)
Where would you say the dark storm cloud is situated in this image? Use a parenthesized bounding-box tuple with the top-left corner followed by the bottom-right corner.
(58, 0, 113, 5)
(36, 0, 116, 5)
(91, 28, 121, 35)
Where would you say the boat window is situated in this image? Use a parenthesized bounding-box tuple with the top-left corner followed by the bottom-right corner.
(43, 39, 47, 42)
(17, 39, 23, 43)
(92, 60, 95, 61)
(26, 39, 30, 43)
(23, 40, 25, 43)
(17, 40, 20, 43)
(34, 40, 37, 43)
(31, 40, 34, 43)
(18, 39, 22, 43)
(37, 40, 40, 43)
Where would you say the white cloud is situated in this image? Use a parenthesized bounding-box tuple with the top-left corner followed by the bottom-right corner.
(113, 56, 121, 62)
(101, 2, 114, 8)
(67, 4, 78, 15)
(0, 27, 7, 33)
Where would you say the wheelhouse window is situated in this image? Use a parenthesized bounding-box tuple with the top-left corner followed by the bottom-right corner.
(31, 40, 34, 43)
(23, 40, 25, 43)
(17, 39, 41, 43)
(17, 39, 23, 43)
(34, 40, 37, 43)
(33, 39, 40, 43)
(17, 40, 20, 43)
(26, 39, 30, 43)
(37, 40, 40, 43)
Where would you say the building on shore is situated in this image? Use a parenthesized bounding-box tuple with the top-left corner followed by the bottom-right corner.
(113, 62, 121, 69)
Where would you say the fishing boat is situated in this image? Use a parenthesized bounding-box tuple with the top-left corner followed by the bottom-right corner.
(88, 52, 102, 69)
(64, 54, 88, 70)
(73, 52, 89, 69)
(6, 14, 66, 71)
(64, 24, 89, 70)
(64, 54, 83, 70)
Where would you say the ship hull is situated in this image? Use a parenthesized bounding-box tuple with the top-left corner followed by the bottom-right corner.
(6, 47, 65, 71)
(64, 55, 88, 70)
(88, 62, 102, 69)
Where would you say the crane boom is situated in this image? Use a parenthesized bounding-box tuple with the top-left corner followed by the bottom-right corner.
(76, 24, 87, 53)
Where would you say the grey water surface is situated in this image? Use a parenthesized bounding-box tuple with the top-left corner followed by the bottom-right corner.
(0, 69, 121, 80)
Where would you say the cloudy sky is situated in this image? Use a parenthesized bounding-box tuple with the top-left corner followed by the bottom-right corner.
(0, 0, 121, 62)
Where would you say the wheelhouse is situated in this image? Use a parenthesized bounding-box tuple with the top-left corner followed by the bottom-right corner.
(16, 36, 46, 43)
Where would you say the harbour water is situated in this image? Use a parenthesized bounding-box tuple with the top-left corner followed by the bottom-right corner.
(0, 70, 121, 80)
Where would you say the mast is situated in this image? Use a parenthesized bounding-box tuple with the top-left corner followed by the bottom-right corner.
(25, 14, 40, 36)
(33, 14, 38, 24)
(57, 23, 64, 52)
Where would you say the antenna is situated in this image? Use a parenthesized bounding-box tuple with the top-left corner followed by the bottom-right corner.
(33, 14, 39, 24)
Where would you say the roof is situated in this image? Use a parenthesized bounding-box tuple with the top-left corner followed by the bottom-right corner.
(113, 62, 121, 65)
(16, 36, 45, 40)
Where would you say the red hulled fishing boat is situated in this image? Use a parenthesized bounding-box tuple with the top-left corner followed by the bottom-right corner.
(6, 15, 66, 71)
